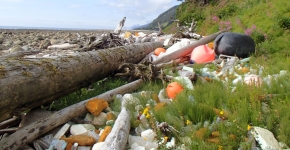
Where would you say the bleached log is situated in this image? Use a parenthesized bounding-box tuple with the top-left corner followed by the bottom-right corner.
(0, 79, 143, 150)
(47, 43, 79, 50)
(152, 30, 226, 65)
(114, 17, 126, 35)
(185, 18, 197, 32)
(96, 107, 130, 150)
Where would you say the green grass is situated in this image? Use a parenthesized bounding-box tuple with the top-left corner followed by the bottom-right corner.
(49, 76, 128, 110)
(51, 53, 290, 148)
(120, 53, 290, 148)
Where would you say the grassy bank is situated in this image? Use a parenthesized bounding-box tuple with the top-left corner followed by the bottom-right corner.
(166, 0, 290, 56)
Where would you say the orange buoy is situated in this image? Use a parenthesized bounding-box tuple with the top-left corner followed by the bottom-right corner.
(190, 45, 215, 64)
(154, 47, 166, 56)
(166, 82, 184, 99)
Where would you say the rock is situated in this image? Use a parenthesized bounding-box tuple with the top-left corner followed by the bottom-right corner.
(50, 38, 61, 45)
(39, 39, 51, 49)
(86, 98, 109, 116)
(251, 126, 282, 150)
(0, 36, 4, 44)
(84, 113, 94, 121)
(141, 129, 156, 142)
(8, 45, 24, 53)
(3, 40, 13, 47)
(214, 32, 255, 58)
(70, 124, 95, 135)
(0, 45, 7, 51)
(21, 45, 30, 51)
(14, 40, 24, 45)
(128, 135, 158, 150)
(92, 112, 107, 126)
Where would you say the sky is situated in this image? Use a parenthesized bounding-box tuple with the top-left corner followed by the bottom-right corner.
(0, 0, 181, 30)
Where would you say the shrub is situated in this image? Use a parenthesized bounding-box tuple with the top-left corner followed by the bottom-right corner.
(217, 4, 238, 19)
(277, 15, 290, 30)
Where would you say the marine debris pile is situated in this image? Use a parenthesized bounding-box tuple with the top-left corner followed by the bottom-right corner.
(1, 18, 290, 150)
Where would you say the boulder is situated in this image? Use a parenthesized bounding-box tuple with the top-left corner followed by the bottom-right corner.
(214, 32, 255, 58)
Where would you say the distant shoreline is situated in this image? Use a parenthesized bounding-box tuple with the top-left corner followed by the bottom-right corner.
(0, 26, 153, 32)
(0, 26, 112, 31)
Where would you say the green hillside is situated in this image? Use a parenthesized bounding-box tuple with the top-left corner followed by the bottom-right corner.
(135, 5, 179, 30)
(165, 0, 290, 55)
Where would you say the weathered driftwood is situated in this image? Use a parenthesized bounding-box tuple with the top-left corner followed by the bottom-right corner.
(114, 17, 126, 35)
(0, 79, 143, 150)
(96, 107, 130, 150)
(0, 127, 18, 134)
(0, 116, 19, 129)
(0, 41, 162, 122)
(152, 30, 225, 65)
(47, 43, 79, 50)
(0, 50, 41, 59)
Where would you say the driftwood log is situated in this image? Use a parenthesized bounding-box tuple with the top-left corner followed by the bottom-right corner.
(0, 79, 143, 150)
(0, 41, 162, 122)
(152, 30, 225, 65)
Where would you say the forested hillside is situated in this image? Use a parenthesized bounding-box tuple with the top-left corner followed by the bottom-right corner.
(134, 5, 178, 30)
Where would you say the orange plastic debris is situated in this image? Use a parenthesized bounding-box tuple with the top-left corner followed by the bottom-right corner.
(60, 135, 96, 146)
(190, 45, 215, 64)
(166, 82, 184, 99)
(154, 47, 166, 56)
(98, 126, 112, 142)
(65, 142, 73, 150)
(86, 98, 109, 116)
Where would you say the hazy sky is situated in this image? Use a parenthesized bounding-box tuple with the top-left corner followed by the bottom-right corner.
(0, 0, 181, 29)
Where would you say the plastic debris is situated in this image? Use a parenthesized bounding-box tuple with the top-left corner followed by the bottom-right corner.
(70, 124, 95, 135)
(86, 98, 109, 116)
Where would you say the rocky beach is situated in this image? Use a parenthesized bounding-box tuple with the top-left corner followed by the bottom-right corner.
(1, 27, 289, 150)
(0, 29, 121, 56)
